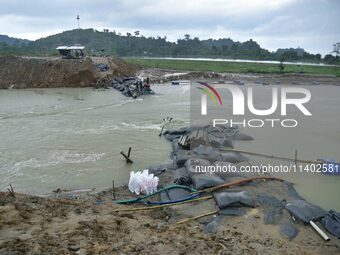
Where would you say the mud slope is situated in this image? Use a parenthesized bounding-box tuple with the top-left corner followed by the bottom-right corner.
(0, 56, 138, 89)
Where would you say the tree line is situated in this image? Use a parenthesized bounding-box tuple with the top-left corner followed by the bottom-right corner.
(0, 29, 339, 64)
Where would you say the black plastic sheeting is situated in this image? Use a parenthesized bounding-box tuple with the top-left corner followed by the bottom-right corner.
(321, 210, 340, 238)
(213, 191, 254, 209)
(192, 174, 225, 190)
(285, 199, 326, 224)
(257, 194, 285, 224)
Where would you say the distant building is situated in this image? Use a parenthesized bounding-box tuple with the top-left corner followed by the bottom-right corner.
(56, 45, 85, 59)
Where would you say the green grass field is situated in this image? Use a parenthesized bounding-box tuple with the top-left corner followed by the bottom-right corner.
(124, 58, 340, 76)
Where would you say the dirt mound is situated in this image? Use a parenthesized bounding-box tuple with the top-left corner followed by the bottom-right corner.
(0, 56, 139, 89)
(0, 56, 97, 89)
(108, 56, 139, 77)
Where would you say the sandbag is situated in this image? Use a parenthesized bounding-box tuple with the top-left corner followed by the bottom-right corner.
(280, 224, 299, 240)
(189, 127, 234, 148)
(192, 174, 225, 190)
(219, 208, 246, 216)
(206, 125, 253, 141)
(321, 210, 340, 238)
(232, 132, 253, 141)
(206, 131, 233, 148)
(148, 163, 173, 175)
(213, 161, 242, 179)
(175, 151, 197, 167)
(193, 145, 223, 161)
(213, 191, 254, 209)
(185, 158, 211, 177)
(189, 128, 207, 148)
(285, 199, 326, 224)
(220, 152, 248, 163)
(257, 194, 285, 224)
(204, 215, 224, 234)
(164, 133, 182, 141)
(193, 145, 248, 163)
(205, 126, 234, 147)
(163, 127, 190, 136)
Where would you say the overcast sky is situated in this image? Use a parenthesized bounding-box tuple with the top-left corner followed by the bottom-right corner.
(0, 0, 339, 55)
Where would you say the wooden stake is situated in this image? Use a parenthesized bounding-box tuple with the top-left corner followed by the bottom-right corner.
(112, 180, 116, 200)
(295, 149, 298, 168)
(7, 184, 15, 198)
(159, 125, 165, 137)
(120, 151, 133, 163)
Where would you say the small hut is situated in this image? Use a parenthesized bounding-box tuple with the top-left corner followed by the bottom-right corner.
(56, 45, 85, 59)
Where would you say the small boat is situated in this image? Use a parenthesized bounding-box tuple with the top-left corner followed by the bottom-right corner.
(318, 158, 340, 175)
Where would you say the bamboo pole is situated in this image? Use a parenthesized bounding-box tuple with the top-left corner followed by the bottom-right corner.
(221, 149, 333, 165)
(192, 176, 284, 195)
(176, 210, 219, 225)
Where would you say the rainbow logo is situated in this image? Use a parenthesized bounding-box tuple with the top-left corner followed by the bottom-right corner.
(196, 81, 223, 107)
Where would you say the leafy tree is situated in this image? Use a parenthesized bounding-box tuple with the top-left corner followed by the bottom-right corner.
(324, 54, 336, 64)
(332, 42, 340, 57)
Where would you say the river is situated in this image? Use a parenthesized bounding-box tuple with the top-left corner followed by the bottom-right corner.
(0, 84, 339, 211)
(144, 57, 339, 67)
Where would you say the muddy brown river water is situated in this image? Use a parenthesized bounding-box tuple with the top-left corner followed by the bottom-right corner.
(0, 83, 339, 211)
